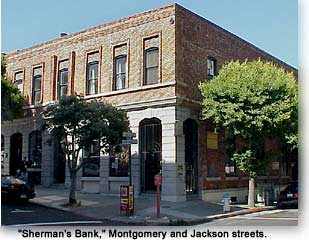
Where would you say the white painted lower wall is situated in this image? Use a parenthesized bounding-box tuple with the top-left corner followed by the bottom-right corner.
(202, 187, 248, 203)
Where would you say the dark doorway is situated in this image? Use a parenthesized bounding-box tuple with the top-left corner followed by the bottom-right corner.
(184, 119, 198, 195)
(9, 133, 23, 176)
(28, 130, 42, 184)
(139, 118, 162, 192)
(53, 140, 66, 183)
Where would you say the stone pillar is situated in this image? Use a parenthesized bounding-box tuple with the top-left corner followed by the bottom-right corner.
(127, 112, 141, 196)
(100, 155, 110, 193)
(41, 131, 54, 187)
(160, 108, 186, 202)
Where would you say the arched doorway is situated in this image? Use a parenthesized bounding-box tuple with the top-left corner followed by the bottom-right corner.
(53, 139, 66, 183)
(183, 119, 198, 195)
(28, 130, 42, 168)
(139, 118, 162, 192)
(28, 130, 42, 184)
(10, 133, 23, 175)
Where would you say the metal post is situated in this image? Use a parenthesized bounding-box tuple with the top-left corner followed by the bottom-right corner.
(129, 144, 132, 186)
(156, 184, 160, 218)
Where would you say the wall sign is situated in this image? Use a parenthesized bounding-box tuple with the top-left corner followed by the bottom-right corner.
(207, 131, 218, 149)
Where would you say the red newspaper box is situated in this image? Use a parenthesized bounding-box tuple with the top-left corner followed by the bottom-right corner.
(120, 185, 134, 216)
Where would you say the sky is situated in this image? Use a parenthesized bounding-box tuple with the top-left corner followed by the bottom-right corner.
(1, 0, 298, 68)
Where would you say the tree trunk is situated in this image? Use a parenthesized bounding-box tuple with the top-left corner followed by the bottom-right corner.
(69, 170, 77, 205)
(248, 177, 255, 207)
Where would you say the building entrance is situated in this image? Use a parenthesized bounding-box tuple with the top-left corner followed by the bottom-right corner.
(139, 118, 162, 192)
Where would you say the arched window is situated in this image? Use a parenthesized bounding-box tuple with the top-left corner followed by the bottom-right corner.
(28, 130, 42, 168)
(144, 47, 159, 85)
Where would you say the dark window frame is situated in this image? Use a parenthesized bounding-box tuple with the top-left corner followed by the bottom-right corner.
(113, 55, 127, 91)
(57, 67, 69, 100)
(86, 61, 99, 95)
(14, 71, 24, 92)
(32, 67, 42, 105)
(144, 47, 159, 85)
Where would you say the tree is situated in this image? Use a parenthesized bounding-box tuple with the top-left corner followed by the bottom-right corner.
(43, 95, 129, 205)
(199, 60, 298, 207)
(1, 54, 25, 121)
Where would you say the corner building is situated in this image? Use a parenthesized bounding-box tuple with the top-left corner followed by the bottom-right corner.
(2, 4, 297, 202)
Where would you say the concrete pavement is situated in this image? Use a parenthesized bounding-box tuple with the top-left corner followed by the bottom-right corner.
(30, 185, 276, 225)
(203, 209, 298, 226)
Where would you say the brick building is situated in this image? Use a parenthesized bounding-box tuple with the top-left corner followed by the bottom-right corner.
(2, 4, 297, 202)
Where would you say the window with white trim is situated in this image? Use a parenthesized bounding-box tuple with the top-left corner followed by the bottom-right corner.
(207, 57, 217, 79)
(86, 52, 99, 95)
(144, 47, 159, 85)
(114, 55, 127, 90)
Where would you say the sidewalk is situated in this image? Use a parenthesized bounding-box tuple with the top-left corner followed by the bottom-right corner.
(30, 186, 275, 225)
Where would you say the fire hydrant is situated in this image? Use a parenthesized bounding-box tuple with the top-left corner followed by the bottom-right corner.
(222, 192, 230, 212)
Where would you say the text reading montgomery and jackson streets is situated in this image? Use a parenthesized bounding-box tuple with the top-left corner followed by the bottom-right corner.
(19, 229, 267, 239)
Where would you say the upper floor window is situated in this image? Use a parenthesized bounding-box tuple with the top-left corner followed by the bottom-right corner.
(207, 57, 217, 79)
(144, 47, 159, 85)
(114, 55, 126, 90)
(14, 71, 24, 93)
(32, 66, 42, 105)
(57, 60, 69, 99)
(86, 52, 99, 95)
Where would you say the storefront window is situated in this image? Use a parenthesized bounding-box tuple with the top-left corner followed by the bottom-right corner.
(82, 141, 100, 177)
(109, 145, 129, 177)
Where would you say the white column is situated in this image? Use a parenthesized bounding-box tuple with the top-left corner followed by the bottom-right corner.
(160, 108, 186, 202)
(100, 155, 110, 193)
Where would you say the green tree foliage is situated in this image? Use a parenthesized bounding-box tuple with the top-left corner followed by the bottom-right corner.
(43, 95, 129, 204)
(1, 54, 25, 121)
(199, 60, 298, 206)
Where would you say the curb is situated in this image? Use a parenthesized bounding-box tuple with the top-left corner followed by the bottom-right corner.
(29, 199, 276, 226)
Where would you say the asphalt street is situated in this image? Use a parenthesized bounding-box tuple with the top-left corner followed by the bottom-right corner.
(1, 200, 298, 226)
(1, 201, 118, 226)
(203, 209, 298, 226)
